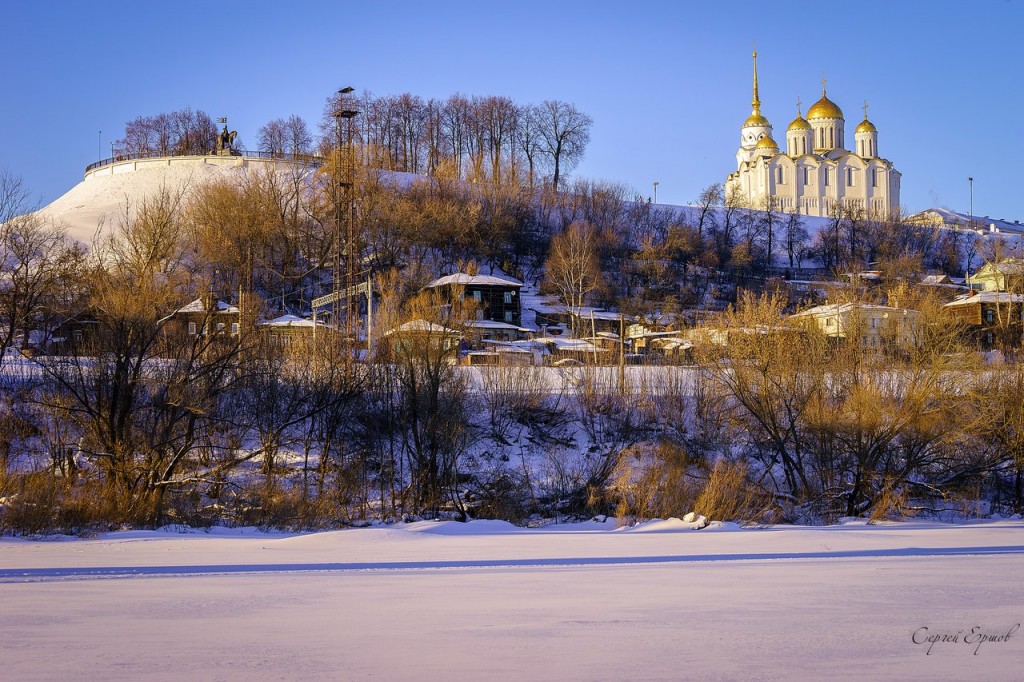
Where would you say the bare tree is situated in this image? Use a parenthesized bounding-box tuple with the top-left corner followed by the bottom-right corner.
(535, 100, 593, 191)
(258, 118, 288, 156)
(544, 222, 603, 338)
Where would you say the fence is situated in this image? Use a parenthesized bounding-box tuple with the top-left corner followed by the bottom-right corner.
(85, 149, 325, 174)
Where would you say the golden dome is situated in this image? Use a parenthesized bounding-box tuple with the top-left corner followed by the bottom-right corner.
(807, 92, 844, 120)
(744, 112, 771, 128)
(856, 118, 877, 133)
(788, 115, 811, 131)
(756, 135, 779, 149)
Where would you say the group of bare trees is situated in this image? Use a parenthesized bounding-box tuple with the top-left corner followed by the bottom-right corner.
(331, 91, 592, 190)
(117, 108, 220, 156)
(257, 115, 313, 158)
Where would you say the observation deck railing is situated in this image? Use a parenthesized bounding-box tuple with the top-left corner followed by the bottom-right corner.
(85, 149, 325, 174)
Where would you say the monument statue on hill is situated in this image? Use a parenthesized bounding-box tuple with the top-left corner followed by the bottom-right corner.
(216, 125, 238, 155)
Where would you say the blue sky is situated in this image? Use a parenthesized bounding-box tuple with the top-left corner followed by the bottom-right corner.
(3, 0, 1021, 221)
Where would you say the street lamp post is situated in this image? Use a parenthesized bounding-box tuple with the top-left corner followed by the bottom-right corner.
(653, 181, 659, 204)
(968, 176, 974, 230)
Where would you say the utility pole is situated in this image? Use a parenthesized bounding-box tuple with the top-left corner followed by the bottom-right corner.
(618, 312, 625, 394)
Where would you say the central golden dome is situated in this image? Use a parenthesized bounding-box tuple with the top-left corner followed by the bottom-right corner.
(807, 92, 844, 120)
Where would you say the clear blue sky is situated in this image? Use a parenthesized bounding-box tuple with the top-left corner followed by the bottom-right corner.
(3, 0, 1021, 221)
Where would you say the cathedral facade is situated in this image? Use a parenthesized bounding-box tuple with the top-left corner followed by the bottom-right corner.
(725, 52, 901, 219)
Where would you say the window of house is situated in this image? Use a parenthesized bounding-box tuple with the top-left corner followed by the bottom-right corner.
(872, 168, 879, 188)
(803, 167, 810, 185)
(504, 291, 512, 304)
(188, 321, 197, 335)
(985, 309, 994, 324)
(472, 290, 482, 302)
(73, 330, 83, 342)
(504, 311, 513, 322)
(217, 322, 225, 333)
(824, 168, 830, 187)
(847, 168, 855, 186)
(827, 317, 835, 328)
(231, 323, 239, 335)
(776, 167, 784, 184)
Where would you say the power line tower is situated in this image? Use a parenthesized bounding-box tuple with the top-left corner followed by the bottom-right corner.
(332, 87, 359, 353)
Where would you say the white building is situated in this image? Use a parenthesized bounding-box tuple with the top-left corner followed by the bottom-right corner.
(726, 52, 901, 219)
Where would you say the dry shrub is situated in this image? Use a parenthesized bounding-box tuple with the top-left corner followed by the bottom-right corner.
(0, 471, 113, 536)
(693, 460, 776, 525)
(466, 471, 532, 524)
(227, 481, 306, 529)
(613, 440, 698, 523)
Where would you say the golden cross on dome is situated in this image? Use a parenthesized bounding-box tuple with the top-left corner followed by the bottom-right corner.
(821, 71, 827, 94)
(863, 100, 869, 120)
(796, 96, 803, 116)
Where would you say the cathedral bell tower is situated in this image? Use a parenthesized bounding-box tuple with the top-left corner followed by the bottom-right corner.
(737, 50, 774, 166)
(855, 101, 878, 158)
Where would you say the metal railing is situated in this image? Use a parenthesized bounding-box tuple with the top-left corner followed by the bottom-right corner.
(85, 149, 325, 174)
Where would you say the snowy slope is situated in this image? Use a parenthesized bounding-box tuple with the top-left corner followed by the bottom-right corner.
(35, 160, 313, 245)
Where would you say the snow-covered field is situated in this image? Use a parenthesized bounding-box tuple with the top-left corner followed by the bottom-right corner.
(1, 519, 1021, 681)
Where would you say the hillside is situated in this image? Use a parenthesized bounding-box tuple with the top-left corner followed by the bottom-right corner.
(35, 158, 315, 245)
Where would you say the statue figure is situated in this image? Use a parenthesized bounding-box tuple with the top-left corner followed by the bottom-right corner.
(216, 125, 238, 152)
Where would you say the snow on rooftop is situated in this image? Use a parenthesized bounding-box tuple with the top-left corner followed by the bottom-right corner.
(257, 314, 334, 328)
(792, 302, 914, 317)
(425, 273, 523, 289)
(384, 319, 459, 336)
(944, 291, 1024, 307)
(465, 319, 531, 332)
(174, 298, 239, 314)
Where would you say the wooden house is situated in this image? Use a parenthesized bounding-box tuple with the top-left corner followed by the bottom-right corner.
(424, 273, 523, 326)
(943, 291, 1024, 350)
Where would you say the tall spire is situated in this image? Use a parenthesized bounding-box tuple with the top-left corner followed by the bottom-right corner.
(751, 49, 761, 113)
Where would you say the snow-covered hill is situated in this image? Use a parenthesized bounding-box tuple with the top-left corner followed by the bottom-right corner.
(35, 157, 315, 245)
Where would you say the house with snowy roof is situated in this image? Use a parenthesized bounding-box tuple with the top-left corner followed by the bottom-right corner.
(966, 259, 1024, 293)
(423, 272, 523, 327)
(790, 302, 920, 348)
(257, 314, 336, 347)
(943, 291, 1024, 350)
(159, 295, 241, 339)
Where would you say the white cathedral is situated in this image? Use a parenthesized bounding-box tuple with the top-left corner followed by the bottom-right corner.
(725, 52, 901, 219)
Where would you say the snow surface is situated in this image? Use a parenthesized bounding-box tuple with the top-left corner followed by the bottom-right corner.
(2, 520, 1022, 680)
(35, 160, 312, 245)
